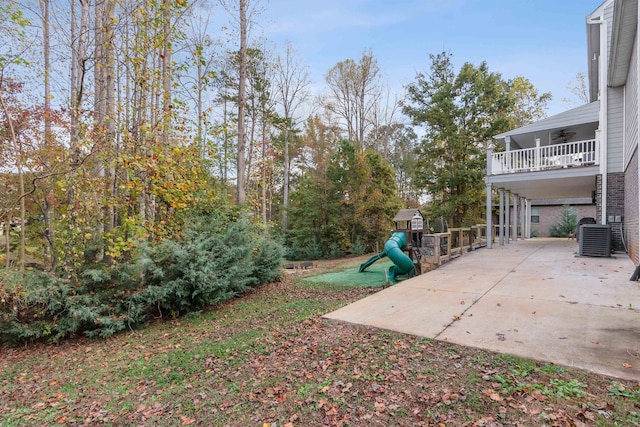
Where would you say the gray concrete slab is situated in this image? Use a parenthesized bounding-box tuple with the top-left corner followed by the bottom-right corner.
(324, 238, 640, 380)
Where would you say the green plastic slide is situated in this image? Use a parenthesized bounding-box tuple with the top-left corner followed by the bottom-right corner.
(359, 231, 415, 282)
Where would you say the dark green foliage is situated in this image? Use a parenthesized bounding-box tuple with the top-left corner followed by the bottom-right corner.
(305, 239, 325, 260)
(549, 206, 578, 237)
(404, 52, 550, 227)
(351, 238, 368, 256)
(0, 215, 283, 345)
(288, 140, 402, 258)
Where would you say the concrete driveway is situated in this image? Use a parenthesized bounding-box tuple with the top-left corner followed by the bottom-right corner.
(324, 238, 640, 380)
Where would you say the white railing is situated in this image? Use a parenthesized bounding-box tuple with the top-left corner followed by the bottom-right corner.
(489, 139, 599, 175)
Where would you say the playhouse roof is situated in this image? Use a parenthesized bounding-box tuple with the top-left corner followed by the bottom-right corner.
(393, 209, 423, 222)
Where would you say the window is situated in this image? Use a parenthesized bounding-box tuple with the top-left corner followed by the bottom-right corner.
(412, 216, 423, 230)
(531, 207, 540, 224)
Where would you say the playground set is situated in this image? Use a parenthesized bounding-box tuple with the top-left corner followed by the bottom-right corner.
(358, 209, 490, 283)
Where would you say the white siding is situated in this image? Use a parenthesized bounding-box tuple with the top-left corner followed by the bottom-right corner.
(606, 2, 614, 64)
(604, 2, 624, 172)
(608, 86, 625, 172)
(624, 36, 639, 170)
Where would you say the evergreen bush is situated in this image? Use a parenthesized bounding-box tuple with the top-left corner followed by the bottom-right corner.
(304, 239, 324, 260)
(0, 214, 284, 345)
(549, 206, 578, 237)
(351, 238, 368, 255)
(284, 240, 305, 261)
(327, 243, 342, 259)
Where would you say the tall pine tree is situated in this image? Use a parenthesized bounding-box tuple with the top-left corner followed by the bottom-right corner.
(403, 52, 549, 226)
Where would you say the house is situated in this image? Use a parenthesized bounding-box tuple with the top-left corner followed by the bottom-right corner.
(529, 198, 597, 238)
(485, 0, 640, 265)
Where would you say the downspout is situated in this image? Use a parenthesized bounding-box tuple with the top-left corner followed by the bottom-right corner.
(588, 14, 608, 225)
(634, 2, 640, 280)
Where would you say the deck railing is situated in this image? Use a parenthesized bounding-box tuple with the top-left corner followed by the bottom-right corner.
(419, 224, 488, 272)
(489, 139, 598, 175)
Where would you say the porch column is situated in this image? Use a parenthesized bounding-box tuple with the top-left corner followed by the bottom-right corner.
(513, 193, 519, 241)
(499, 188, 505, 245)
(505, 191, 511, 243)
(520, 197, 526, 240)
(486, 181, 493, 249)
(525, 199, 531, 238)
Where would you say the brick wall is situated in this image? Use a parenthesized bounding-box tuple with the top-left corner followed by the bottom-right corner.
(595, 173, 626, 251)
(625, 150, 639, 264)
(607, 172, 625, 251)
(530, 205, 596, 237)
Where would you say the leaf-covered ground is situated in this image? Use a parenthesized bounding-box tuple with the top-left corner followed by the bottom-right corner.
(2, 264, 640, 426)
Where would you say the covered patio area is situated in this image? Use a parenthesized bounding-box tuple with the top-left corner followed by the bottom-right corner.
(485, 101, 601, 246)
(325, 239, 640, 380)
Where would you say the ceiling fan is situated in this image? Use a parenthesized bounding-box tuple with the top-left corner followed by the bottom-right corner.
(551, 129, 576, 142)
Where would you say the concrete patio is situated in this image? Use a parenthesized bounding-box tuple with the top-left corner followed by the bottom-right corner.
(324, 238, 640, 381)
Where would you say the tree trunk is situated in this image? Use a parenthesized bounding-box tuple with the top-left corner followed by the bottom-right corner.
(261, 120, 267, 227)
(283, 127, 289, 232)
(222, 97, 229, 188)
(4, 220, 9, 269)
(236, 0, 247, 204)
(162, 0, 171, 146)
(40, 0, 57, 269)
(70, 0, 90, 168)
(104, 0, 116, 236)
(93, 0, 116, 259)
(197, 57, 203, 152)
(0, 91, 24, 272)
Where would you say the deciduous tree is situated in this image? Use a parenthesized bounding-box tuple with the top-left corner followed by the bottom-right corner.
(273, 41, 310, 233)
(324, 51, 382, 149)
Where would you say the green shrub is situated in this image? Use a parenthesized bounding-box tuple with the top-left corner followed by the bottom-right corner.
(351, 238, 368, 255)
(304, 239, 324, 260)
(284, 240, 306, 261)
(0, 214, 284, 345)
(138, 217, 283, 317)
(250, 236, 285, 284)
(327, 243, 342, 259)
(549, 205, 578, 237)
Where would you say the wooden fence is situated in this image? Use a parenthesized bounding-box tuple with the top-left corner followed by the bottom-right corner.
(418, 224, 489, 273)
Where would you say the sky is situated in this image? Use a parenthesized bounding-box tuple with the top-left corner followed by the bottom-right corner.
(257, 0, 605, 117)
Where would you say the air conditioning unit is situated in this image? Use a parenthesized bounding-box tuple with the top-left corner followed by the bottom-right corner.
(578, 224, 611, 257)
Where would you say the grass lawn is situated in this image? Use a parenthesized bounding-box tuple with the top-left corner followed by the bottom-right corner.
(1, 260, 640, 426)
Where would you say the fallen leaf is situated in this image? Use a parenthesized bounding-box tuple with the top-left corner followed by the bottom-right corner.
(489, 392, 502, 401)
(591, 339, 599, 345)
(623, 363, 632, 368)
(180, 416, 196, 425)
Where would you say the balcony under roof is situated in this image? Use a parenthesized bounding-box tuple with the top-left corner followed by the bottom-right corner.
(494, 101, 599, 149)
